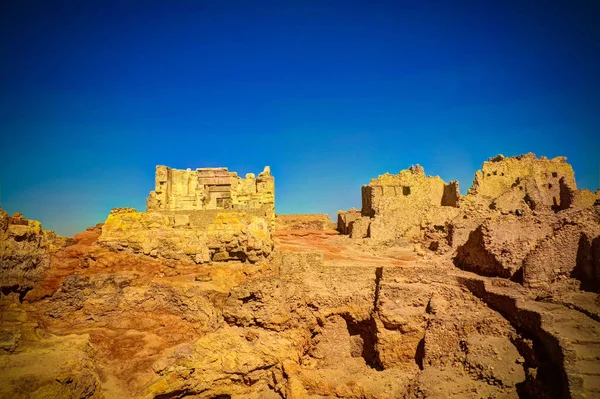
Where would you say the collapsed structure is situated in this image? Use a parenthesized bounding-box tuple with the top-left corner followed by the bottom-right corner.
(340, 165, 461, 240)
(98, 165, 275, 263)
(339, 153, 600, 292)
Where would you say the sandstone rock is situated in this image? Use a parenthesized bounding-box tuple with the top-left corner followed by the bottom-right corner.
(0, 210, 65, 295)
(0, 333, 102, 399)
(98, 208, 273, 264)
(145, 327, 304, 399)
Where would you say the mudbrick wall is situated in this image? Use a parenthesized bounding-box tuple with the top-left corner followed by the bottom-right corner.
(339, 165, 461, 240)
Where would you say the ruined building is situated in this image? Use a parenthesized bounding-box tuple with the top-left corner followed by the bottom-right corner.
(340, 153, 600, 243)
(338, 165, 460, 240)
(98, 165, 275, 264)
(147, 165, 274, 213)
(464, 153, 578, 213)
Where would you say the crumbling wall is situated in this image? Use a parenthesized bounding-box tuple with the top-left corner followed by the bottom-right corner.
(146, 165, 274, 215)
(559, 177, 600, 210)
(98, 207, 273, 264)
(337, 208, 361, 235)
(441, 181, 460, 207)
(353, 165, 460, 241)
(465, 153, 576, 213)
(522, 210, 600, 291)
(453, 215, 554, 279)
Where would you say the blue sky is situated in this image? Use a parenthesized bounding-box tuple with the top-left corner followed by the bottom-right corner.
(1, 1, 599, 236)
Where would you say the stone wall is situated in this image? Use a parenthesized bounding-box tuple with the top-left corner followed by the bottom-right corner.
(146, 165, 274, 214)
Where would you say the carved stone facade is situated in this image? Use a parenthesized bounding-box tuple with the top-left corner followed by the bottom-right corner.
(146, 166, 274, 212)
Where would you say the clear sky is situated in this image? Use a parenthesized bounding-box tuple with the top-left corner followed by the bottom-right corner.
(1, 1, 599, 236)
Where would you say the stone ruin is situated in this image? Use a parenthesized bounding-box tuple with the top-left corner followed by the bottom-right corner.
(338, 164, 461, 241)
(98, 165, 275, 264)
(147, 165, 274, 213)
(339, 153, 600, 292)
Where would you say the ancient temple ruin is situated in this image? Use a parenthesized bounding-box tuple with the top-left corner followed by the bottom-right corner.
(98, 165, 276, 264)
(147, 165, 274, 212)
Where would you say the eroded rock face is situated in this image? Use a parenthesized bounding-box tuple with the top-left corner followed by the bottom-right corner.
(98, 207, 273, 264)
(0, 209, 67, 296)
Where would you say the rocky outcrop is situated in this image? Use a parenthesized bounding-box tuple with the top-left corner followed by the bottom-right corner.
(0, 330, 102, 399)
(98, 207, 273, 264)
(0, 209, 67, 296)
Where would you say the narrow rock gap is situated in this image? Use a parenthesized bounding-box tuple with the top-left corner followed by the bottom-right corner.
(372, 266, 383, 312)
(342, 314, 383, 371)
